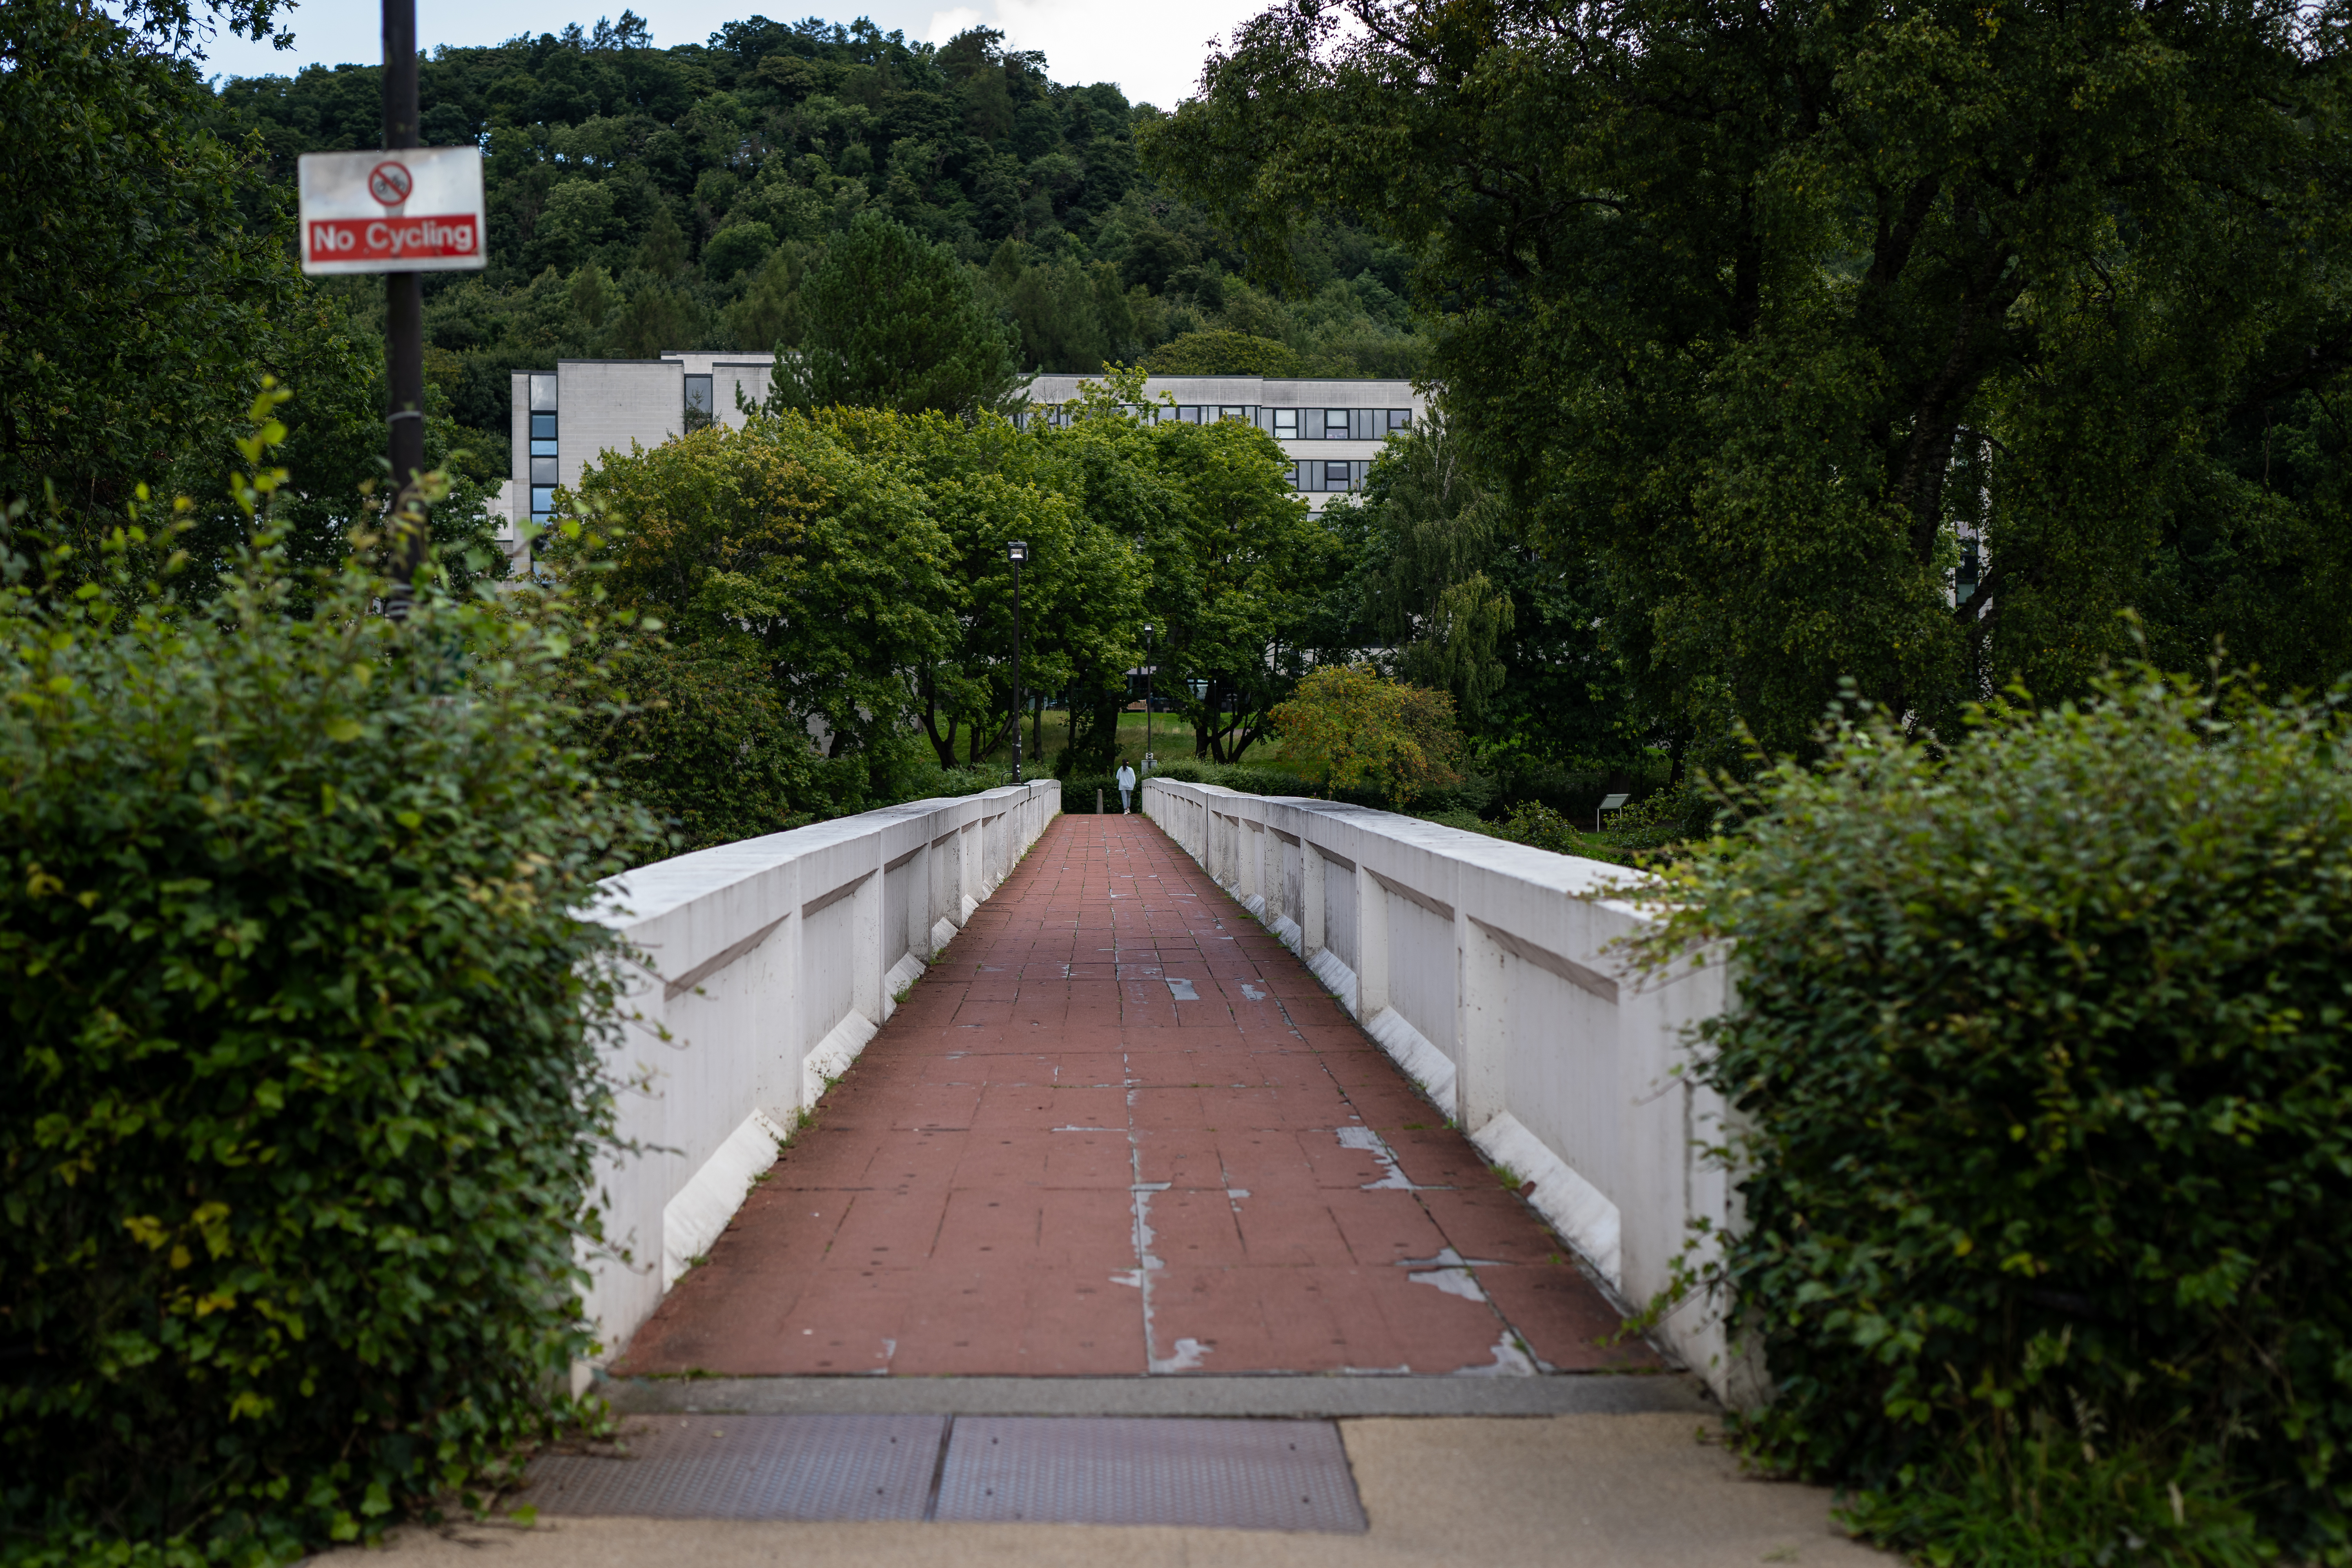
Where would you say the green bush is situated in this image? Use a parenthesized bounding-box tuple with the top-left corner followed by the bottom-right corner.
(1082, 759, 1314, 809)
(1484, 800, 1637, 867)
(1061, 772, 1122, 812)
(0, 493, 650, 1559)
(1637, 671, 2352, 1559)
(1606, 780, 1710, 851)
(568, 638, 1022, 860)
(1216, 764, 1311, 798)
(572, 638, 818, 858)
(882, 755, 1014, 806)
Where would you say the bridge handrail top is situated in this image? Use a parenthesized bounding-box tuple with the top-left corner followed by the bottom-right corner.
(592, 780, 1058, 932)
(1140, 776, 1653, 909)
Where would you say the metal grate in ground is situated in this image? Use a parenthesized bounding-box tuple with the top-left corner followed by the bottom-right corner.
(526, 1414, 944, 1521)
(522, 1414, 1367, 1532)
(934, 1417, 1366, 1532)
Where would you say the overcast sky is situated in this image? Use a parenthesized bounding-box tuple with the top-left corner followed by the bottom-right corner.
(193, 0, 1268, 111)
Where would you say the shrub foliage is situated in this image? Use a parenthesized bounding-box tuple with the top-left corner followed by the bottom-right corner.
(0, 489, 649, 1557)
(1638, 673, 2352, 1556)
(568, 639, 818, 857)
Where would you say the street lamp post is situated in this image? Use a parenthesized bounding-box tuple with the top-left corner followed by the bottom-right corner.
(1007, 540, 1029, 782)
(1142, 622, 1154, 779)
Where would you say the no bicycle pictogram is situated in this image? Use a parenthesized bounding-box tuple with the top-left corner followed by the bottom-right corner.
(299, 146, 484, 275)
(368, 160, 413, 206)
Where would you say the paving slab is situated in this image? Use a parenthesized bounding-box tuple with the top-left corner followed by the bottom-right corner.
(332, 1414, 1892, 1566)
(615, 815, 1653, 1382)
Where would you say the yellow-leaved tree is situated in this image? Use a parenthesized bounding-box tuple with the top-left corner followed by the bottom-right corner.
(1269, 664, 1463, 809)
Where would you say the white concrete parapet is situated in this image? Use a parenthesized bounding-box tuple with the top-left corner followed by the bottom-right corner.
(1140, 778, 1744, 1399)
(581, 780, 1060, 1370)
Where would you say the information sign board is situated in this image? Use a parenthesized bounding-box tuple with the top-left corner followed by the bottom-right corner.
(298, 147, 486, 275)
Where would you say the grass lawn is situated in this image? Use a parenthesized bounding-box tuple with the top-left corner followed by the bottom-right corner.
(961, 708, 1313, 777)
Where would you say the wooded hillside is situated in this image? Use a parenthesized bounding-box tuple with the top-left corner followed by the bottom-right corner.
(212, 13, 1429, 469)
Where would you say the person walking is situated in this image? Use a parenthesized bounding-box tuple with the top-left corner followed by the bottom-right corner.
(1115, 760, 1137, 814)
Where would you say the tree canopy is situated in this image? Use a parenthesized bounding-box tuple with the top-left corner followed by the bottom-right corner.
(560, 411, 956, 759)
(1033, 372, 1336, 763)
(1152, 0, 2352, 757)
(1270, 662, 1465, 808)
(769, 213, 1023, 416)
(0, 0, 496, 600)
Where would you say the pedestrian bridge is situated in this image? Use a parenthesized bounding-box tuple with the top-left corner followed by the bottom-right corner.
(577, 778, 1741, 1398)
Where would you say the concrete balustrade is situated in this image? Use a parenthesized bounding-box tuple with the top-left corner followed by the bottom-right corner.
(579, 781, 1061, 1373)
(1141, 779, 1746, 1398)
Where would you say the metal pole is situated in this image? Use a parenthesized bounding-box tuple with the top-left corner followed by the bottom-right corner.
(1011, 558, 1023, 782)
(1144, 626, 1152, 779)
(382, 0, 426, 612)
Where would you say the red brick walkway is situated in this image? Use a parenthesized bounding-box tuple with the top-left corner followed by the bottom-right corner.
(617, 813, 1654, 1379)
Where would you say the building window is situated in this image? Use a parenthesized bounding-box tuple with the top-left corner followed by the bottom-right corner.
(1324, 460, 1352, 489)
(1217, 405, 1248, 423)
(526, 394, 558, 524)
(1324, 408, 1350, 436)
(684, 374, 713, 430)
(526, 396, 559, 525)
(1273, 408, 1298, 437)
(1176, 405, 1203, 423)
(1386, 408, 1413, 433)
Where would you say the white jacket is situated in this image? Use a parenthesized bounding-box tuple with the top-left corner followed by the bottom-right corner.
(1115, 766, 1137, 790)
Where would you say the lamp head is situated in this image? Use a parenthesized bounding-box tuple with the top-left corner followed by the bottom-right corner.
(1006, 539, 1030, 565)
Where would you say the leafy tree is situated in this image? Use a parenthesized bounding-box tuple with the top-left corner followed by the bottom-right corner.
(558, 412, 956, 759)
(701, 220, 777, 282)
(0, 0, 377, 588)
(1310, 414, 1646, 775)
(1146, 329, 1325, 377)
(809, 406, 1145, 766)
(1034, 372, 1336, 762)
(1151, 0, 2352, 758)
(1270, 663, 1463, 808)
(1340, 411, 1516, 722)
(983, 243, 1135, 373)
(767, 213, 1022, 416)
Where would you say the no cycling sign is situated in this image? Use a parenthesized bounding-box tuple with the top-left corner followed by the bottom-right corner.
(298, 146, 486, 274)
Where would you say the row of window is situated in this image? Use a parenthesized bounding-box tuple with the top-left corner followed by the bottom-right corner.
(529, 408, 557, 521)
(530, 372, 718, 420)
(528, 376, 560, 524)
(1294, 460, 1370, 494)
(1020, 405, 1413, 439)
(1267, 407, 1412, 440)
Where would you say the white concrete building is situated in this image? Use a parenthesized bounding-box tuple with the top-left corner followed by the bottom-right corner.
(1020, 373, 1427, 511)
(507, 358, 1424, 530)
(511, 352, 779, 530)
